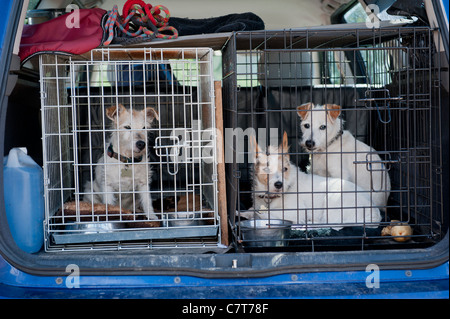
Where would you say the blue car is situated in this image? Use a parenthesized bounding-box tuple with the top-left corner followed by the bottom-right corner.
(1, 0, 448, 302)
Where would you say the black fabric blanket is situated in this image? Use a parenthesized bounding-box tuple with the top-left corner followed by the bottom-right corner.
(169, 12, 264, 36)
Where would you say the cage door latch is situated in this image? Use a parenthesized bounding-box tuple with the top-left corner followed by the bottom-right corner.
(154, 135, 184, 175)
(360, 89, 403, 124)
(354, 151, 399, 191)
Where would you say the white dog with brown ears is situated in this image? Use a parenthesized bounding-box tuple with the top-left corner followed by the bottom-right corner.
(297, 102, 391, 209)
(84, 104, 159, 220)
(245, 132, 382, 230)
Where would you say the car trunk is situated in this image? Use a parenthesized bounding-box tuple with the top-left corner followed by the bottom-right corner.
(0, 0, 448, 278)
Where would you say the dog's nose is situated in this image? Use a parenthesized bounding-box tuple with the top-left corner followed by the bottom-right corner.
(136, 140, 146, 151)
(305, 140, 315, 149)
(274, 181, 283, 189)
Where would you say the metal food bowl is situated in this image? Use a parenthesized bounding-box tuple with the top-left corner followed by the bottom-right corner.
(165, 211, 204, 227)
(240, 219, 292, 247)
(65, 222, 124, 234)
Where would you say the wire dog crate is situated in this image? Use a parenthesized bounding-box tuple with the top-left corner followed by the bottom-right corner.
(222, 27, 446, 250)
(40, 48, 222, 251)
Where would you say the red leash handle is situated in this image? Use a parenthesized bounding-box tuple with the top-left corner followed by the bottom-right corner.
(122, 0, 159, 26)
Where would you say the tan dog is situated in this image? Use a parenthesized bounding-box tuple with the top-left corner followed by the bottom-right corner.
(84, 104, 159, 220)
(297, 102, 391, 209)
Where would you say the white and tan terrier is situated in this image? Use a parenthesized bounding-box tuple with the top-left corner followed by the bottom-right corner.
(245, 132, 382, 230)
(297, 102, 391, 209)
(84, 104, 159, 220)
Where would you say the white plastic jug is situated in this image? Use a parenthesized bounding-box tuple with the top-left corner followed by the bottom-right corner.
(3, 148, 44, 253)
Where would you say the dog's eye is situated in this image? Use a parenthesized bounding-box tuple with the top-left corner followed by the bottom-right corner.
(304, 123, 310, 129)
(124, 125, 131, 130)
(283, 167, 288, 172)
(319, 125, 327, 130)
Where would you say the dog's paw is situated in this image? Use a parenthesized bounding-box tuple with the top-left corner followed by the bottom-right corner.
(239, 210, 256, 220)
(145, 211, 160, 220)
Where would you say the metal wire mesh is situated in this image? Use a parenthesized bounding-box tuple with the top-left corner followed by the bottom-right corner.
(222, 27, 445, 250)
(40, 48, 220, 251)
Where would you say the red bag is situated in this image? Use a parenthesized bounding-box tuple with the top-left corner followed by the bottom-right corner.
(19, 8, 106, 63)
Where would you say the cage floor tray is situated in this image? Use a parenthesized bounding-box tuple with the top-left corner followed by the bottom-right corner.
(51, 225, 219, 245)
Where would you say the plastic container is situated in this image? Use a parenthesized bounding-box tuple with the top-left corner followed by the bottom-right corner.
(3, 148, 44, 253)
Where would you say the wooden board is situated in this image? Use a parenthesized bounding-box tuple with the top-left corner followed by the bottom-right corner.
(215, 81, 229, 246)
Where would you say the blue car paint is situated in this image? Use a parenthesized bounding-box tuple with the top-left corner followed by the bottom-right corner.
(444, 0, 449, 20)
(0, 0, 13, 56)
(1, 255, 448, 298)
(0, 0, 449, 299)
(0, 0, 15, 82)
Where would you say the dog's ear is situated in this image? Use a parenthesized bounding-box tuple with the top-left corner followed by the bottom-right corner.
(145, 107, 159, 123)
(106, 104, 125, 121)
(297, 102, 313, 119)
(281, 131, 290, 153)
(250, 135, 263, 162)
(325, 104, 341, 121)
